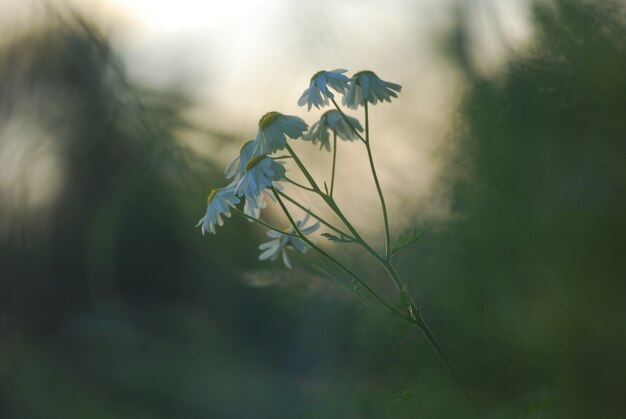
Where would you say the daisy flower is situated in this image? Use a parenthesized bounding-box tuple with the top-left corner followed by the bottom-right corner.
(342, 70, 402, 110)
(195, 184, 240, 235)
(254, 111, 308, 154)
(235, 154, 286, 203)
(303, 110, 363, 151)
(225, 140, 256, 180)
(258, 213, 320, 269)
(297, 69, 350, 111)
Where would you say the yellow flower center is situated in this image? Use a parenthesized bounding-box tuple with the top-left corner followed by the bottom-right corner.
(311, 70, 325, 81)
(353, 70, 373, 77)
(207, 188, 219, 204)
(258, 112, 282, 130)
(353, 70, 373, 86)
(246, 154, 268, 171)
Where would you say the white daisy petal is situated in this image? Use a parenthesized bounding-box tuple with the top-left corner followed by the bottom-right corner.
(253, 112, 308, 154)
(257, 214, 319, 269)
(195, 183, 240, 236)
(235, 157, 286, 210)
(226, 140, 256, 180)
(302, 110, 363, 151)
(343, 71, 401, 110)
(298, 70, 350, 111)
(282, 250, 292, 269)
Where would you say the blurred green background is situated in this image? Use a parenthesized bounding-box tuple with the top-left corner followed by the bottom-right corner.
(1, 0, 625, 417)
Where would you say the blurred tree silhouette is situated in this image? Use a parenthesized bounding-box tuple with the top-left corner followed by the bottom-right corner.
(0, 13, 315, 419)
(0, 12, 459, 419)
(404, 0, 626, 416)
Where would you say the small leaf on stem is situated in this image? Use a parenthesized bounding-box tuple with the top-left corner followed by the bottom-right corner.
(322, 232, 355, 243)
(390, 227, 426, 256)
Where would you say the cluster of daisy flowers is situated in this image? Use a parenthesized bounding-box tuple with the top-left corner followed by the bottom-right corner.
(196, 69, 401, 268)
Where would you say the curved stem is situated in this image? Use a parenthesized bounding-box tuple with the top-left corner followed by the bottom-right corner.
(281, 133, 473, 410)
(382, 260, 476, 413)
(284, 143, 368, 244)
(330, 132, 338, 197)
(272, 187, 398, 315)
(283, 143, 397, 290)
(276, 191, 354, 241)
(231, 207, 299, 238)
(413, 306, 480, 416)
(330, 97, 366, 143)
(280, 141, 472, 409)
(364, 102, 391, 258)
(284, 143, 322, 193)
(285, 176, 316, 192)
(310, 262, 398, 330)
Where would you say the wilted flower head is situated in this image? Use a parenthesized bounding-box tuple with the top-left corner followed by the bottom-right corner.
(342, 70, 401, 109)
(303, 110, 363, 151)
(225, 140, 256, 180)
(258, 213, 320, 269)
(298, 69, 350, 111)
(235, 155, 286, 204)
(243, 188, 278, 219)
(254, 111, 308, 154)
(196, 184, 240, 235)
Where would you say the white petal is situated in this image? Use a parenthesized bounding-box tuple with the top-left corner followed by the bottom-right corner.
(282, 250, 292, 269)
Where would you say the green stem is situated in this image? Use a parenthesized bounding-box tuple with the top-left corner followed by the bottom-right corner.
(330, 132, 337, 197)
(284, 142, 398, 290)
(412, 306, 480, 416)
(324, 198, 375, 250)
(281, 135, 473, 411)
(284, 143, 368, 244)
(272, 187, 398, 315)
(280, 141, 470, 409)
(231, 207, 299, 238)
(284, 143, 322, 193)
(412, 311, 452, 375)
(330, 97, 366, 143)
(285, 176, 316, 192)
(276, 191, 354, 241)
(364, 102, 391, 258)
(381, 260, 467, 404)
(310, 262, 398, 330)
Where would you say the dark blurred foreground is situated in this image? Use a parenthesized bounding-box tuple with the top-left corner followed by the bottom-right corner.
(1, 1, 626, 418)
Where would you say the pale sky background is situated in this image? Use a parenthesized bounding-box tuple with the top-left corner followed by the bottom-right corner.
(1, 0, 533, 241)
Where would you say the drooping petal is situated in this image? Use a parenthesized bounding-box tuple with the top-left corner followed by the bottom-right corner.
(257, 213, 318, 269)
(298, 70, 350, 111)
(196, 185, 240, 236)
(343, 71, 401, 109)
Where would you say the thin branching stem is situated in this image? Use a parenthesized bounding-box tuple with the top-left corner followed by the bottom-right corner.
(330, 132, 338, 197)
(281, 140, 474, 409)
(284, 143, 322, 193)
(310, 262, 398, 330)
(323, 104, 457, 384)
(277, 191, 354, 241)
(285, 176, 316, 192)
(284, 143, 368, 243)
(272, 187, 399, 315)
(231, 207, 299, 238)
(330, 97, 366, 143)
(364, 102, 392, 258)
(284, 144, 400, 285)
